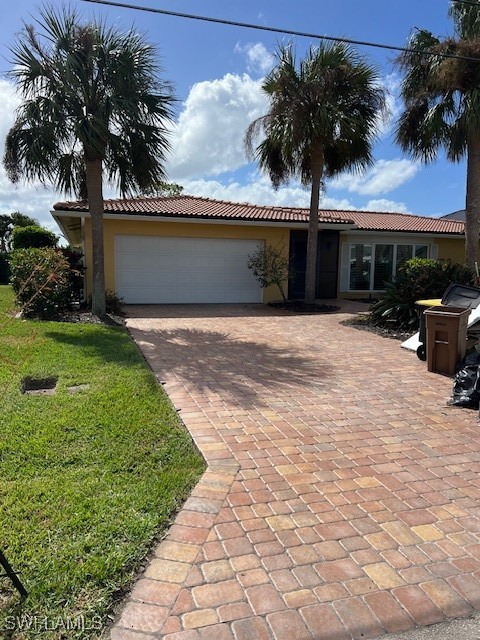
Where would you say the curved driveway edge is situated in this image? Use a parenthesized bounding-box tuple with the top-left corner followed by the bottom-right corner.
(110, 302, 480, 640)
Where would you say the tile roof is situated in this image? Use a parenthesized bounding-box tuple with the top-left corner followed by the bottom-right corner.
(346, 210, 464, 234)
(53, 194, 465, 235)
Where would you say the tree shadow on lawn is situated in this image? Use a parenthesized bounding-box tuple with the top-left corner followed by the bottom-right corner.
(130, 326, 334, 409)
(43, 324, 151, 373)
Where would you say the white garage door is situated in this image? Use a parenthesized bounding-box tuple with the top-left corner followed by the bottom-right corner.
(115, 235, 264, 303)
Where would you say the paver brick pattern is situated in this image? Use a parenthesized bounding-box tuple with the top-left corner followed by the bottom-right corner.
(110, 302, 480, 640)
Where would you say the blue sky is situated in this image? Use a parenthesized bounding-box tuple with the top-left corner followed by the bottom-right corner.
(0, 0, 468, 233)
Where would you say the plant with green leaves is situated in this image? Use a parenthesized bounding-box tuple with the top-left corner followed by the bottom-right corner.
(396, 2, 480, 270)
(0, 211, 38, 253)
(246, 43, 386, 303)
(11, 225, 57, 250)
(247, 244, 292, 302)
(139, 181, 184, 197)
(369, 258, 474, 330)
(4, 6, 175, 317)
(9, 248, 74, 318)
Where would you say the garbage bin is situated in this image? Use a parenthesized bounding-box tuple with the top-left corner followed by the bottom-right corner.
(415, 283, 480, 361)
(416, 298, 442, 361)
(425, 306, 471, 375)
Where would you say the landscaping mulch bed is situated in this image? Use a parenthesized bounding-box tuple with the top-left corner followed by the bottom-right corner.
(341, 315, 415, 342)
(56, 310, 125, 326)
(269, 300, 340, 313)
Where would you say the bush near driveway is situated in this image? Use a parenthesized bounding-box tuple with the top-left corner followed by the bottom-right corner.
(369, 258, 474, 331)
(0, 286, 205, 639)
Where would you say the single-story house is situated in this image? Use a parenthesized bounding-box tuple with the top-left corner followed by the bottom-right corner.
(52, 194, 466, 304)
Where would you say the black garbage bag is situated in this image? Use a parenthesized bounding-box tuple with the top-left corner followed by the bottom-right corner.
(448, 352, 480, 408)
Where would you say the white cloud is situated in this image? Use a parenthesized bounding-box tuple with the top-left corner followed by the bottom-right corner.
(329, 158, 419, 196)
(168, 73, 268, 180)
(234, 42, 273, 75)
(178, 177, 411, 214)
(384, 72, 403, 120)
(180, 177, 311, 208)
(377, 72, 403, 136)
(0, 79, 65, 233)
(361, 198, 410, 213)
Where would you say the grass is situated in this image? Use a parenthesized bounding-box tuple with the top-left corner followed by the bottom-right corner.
(0, 286, 205, 638)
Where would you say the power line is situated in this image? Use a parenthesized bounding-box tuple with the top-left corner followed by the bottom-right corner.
(80, 0, 480, 63)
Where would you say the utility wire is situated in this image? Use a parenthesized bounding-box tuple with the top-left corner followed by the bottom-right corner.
(80, 0, 480, 63)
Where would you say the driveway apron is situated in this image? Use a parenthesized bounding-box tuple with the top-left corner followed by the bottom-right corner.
(110, 302, 480, 640)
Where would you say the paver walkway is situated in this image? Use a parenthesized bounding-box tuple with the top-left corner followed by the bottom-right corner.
(110, 302, 480, 640)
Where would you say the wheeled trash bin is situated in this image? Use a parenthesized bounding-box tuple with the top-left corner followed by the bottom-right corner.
(415, 283, 480, 361)
(425, 306, 471, 375)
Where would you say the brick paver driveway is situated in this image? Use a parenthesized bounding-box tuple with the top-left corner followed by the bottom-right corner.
(111, 302, 480, 640)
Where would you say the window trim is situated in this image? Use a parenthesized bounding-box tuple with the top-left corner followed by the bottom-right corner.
(348, 242, 430, 292)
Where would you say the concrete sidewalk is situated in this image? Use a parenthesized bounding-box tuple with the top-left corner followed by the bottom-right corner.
(110, 302, 480, 640)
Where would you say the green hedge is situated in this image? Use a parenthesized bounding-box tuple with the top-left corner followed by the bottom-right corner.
(11, 225, 58, 250)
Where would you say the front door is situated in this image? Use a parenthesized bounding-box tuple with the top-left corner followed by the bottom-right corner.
(288, 230, 339, 299)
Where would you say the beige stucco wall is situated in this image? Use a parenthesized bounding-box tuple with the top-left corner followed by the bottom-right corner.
(83, 217, 290, 303)
(435, 237, 466, 263)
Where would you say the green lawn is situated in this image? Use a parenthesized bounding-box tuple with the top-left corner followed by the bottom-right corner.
(0, 286, 205, 638)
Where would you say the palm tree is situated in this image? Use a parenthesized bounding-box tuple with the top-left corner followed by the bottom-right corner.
(4, 6, 175, 316)
(246, 43, 385, 303)
(396, 3, 480, 271)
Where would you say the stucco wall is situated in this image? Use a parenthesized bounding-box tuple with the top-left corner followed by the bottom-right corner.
(83, 217, 290, 303)
(435, 237, 465, 264)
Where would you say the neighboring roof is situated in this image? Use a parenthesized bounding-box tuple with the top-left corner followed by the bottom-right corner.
(440, 209, 466, 222)
(347, 210, 464, 234)
(53, 194, 466, 235)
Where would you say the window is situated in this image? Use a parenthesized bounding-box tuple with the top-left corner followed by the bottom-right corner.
(373, 244, 394, 290)
(347, 242, 431, 291)
(396, 245, 413, 271)
(415, 244, 428, 258)
(349, 244, 372, 290)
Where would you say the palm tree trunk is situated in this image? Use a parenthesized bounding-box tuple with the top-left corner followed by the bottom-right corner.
(465, 132, 480, 274)
(85, 158, 106, 317)
(304, 145, 324, 303)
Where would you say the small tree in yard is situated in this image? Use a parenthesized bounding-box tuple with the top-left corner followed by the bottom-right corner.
(247, 244, 291, 302)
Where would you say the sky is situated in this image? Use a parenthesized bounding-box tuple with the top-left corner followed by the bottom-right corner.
(0, 0, 470, 237)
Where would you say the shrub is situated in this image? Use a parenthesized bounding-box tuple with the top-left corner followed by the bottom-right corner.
(59, 246, 85, 303)
(11, 225, 58, 250)
(9, 248, 75, 318)
(369, 258, 474, 331)
(247, 244, 292, 302)
(105, 290, 124, 315)
(0, 252, 10, 284)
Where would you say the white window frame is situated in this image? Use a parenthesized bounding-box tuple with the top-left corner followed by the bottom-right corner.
(348, 242, 430, 292)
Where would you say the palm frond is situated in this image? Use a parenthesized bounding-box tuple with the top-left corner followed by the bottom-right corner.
(4, 5, 176, 198)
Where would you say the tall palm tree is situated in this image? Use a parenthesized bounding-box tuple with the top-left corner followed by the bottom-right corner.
(4, 6, 175, 316)
(396, 2, 480, 271)
(246, 43, 385, 303)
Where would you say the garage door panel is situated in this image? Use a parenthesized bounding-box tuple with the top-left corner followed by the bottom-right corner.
(115, 235, 263, 303)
